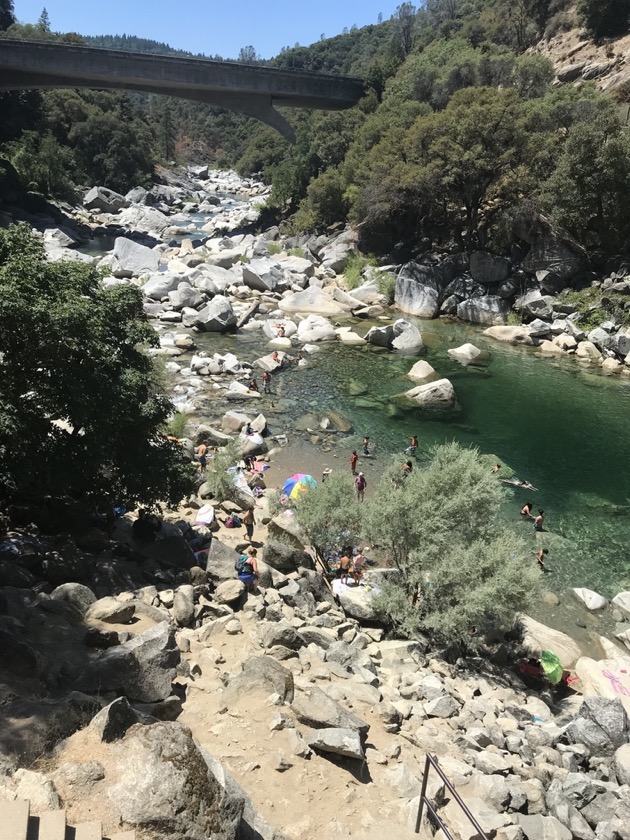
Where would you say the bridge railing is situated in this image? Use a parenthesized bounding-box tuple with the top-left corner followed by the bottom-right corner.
(0, 37, 365, 85)
(415, 754, 490, 840)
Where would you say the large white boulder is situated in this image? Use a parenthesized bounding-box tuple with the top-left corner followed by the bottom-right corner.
(483, 325, 533, 345)
(572, 588, 608, 611)
(576, 341, 603, 361)
(457, 296, 509, 326)
(519, 614, 583, 668)
(296, 314, 337, 343)
(118, 205, 170, 234)
(84, 186, 129, 213)
(407, 360, 436, 381)
(612, 591, 630, 620)
(574, 655, 630, 714)
(242, 257, 285, 292)
(279, 288, 347, 316)
(142, 273, 184, 300)
(404, 378, 455, 407)
(189, 295, 237, 332)
(365, 319, 423, 352)
(111, 237, 160, 278)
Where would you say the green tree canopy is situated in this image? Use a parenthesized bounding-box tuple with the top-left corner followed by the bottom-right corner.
(362, 444, 540, 644)
(0, 0, 15, 30)
(0, 225, 193, 507)
(577, 0, 630, 38)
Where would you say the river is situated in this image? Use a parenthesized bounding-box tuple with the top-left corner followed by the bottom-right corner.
(189, 312, 630, 645)
(80, 174, 630, 645)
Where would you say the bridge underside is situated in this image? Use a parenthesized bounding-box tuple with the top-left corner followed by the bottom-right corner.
(1, 69, 310, 141)
(0, 42, 365, 143)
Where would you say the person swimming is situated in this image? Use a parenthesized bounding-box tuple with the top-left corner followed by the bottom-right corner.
(533, 509, 545, 532)
(521, 501, 534, 517)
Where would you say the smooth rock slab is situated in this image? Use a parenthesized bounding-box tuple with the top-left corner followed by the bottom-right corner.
(292, 685, 369, 734)
(483, 325, 533, 345)
(572, 588, 608, 611)
(306, 727, 364, 760)
(86, 596, 135, 624)
(612, 591, 630, 620)
(112, 236, 160, 278)
(518, 814, 572, 840)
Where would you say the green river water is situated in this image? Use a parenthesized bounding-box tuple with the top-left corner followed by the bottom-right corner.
(192, 314, 630, 626)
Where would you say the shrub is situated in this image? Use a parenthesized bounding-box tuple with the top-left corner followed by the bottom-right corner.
(344, 253, 378, 289)
(267, 242, 282, 255)
(288, 246, 306, 258)
(378, 271, 397, 303)
(164, 411, 189, 440)
(363, 444, 540, 646)
(295, 471, 363, 558)
(204, 441, 242, 504)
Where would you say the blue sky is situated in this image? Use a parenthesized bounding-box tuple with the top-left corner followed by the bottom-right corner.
(13, 1, 402, 59)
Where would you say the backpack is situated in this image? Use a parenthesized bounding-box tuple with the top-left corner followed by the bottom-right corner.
(235, 554, 254, 576)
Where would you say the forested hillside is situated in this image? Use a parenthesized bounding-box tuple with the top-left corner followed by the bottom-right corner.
(2, 0, 630, 259)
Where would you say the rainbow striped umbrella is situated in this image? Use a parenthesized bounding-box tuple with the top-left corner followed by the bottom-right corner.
(282, 473, 318, 499)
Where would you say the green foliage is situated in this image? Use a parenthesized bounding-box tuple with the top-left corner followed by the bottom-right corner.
(378, 271, 397, 303)
(295, 168, 349, 231)
(266, 242, 282, 255)
(0, 0, 15, 30)
(164, 411, 189, 440)
(540, 118, 630, 250)
(204, 442, 242, 503)
(559, 286, 630, 329)
(364, 444, 540, 645)
(288, 246, 306, 258)
(0, 225, 193, 507)
(295, 471, 363, 556)
(343, 253, 378, 289)
(577, 0, 630, 38)
(6, 131, 76, 199)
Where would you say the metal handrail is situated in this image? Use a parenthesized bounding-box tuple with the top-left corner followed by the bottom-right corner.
(415, 754, 490, 839)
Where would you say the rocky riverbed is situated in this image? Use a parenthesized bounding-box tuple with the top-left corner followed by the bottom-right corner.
(2, 166, 630, 840)
(1, 506, 630, 840)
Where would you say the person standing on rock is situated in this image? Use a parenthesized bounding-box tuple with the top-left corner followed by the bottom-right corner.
(337, 549, 353, 583)
(237, 547, 259, 592)
(350, 550, 366, 584)
(363, 436, 370, 456)
(262, 370, 271, 394)
(195, 442, 208, 473)
(355, 472, 366, 502)
(243, 507, 255, 543)
(350, 450, 358, 474)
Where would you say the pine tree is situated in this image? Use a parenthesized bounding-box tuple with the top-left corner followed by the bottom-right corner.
(37, 6, 51, 32)
(0, 0, 15, 31)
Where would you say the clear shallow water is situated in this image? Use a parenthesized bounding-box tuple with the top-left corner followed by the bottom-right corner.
(192, 316, 630, 606)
